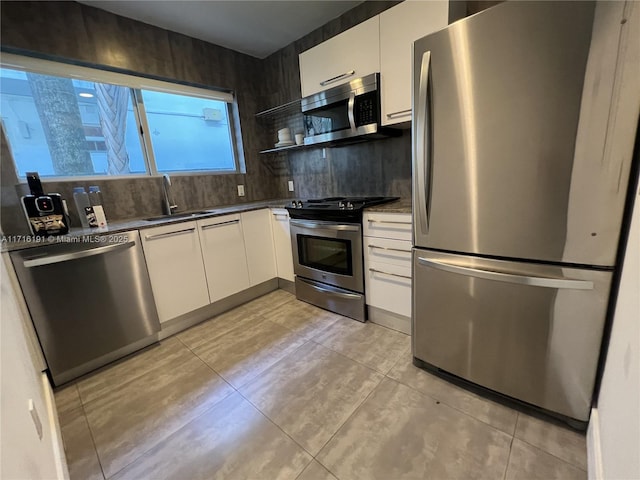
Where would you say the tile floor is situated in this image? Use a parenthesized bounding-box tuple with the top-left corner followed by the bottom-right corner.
(55, 289, 588, 480)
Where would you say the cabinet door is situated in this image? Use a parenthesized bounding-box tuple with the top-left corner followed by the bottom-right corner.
(299, 16, 380, 98)
(380, 1, 448, 125)
(270, 209, 295, 282)
(141, 221, 210, 323)
(241, 209, 277, 286)
(198, 214, 250, 302)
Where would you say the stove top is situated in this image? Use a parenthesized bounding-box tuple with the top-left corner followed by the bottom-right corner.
(286, 196, 398, 222)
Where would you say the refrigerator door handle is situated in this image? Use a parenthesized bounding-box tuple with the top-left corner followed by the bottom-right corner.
(416, 257, 594, 290)
(414, 50, 431, 237)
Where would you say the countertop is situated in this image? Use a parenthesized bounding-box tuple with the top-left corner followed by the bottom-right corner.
(1, 199, 292, 252)
(2, 197, 413, 252)
(364, 198, 412, 214)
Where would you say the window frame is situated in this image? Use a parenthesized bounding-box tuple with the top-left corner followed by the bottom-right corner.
(0, 53, 243, 180)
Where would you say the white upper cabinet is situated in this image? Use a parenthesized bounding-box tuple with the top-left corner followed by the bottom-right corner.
(241, 209, 277, 286)
(270, 208, 295, 282)
(380, 0, 448, 125)
(141, 221, 210, 323)
(198, 214, 251, 303)
(299, 16, 380, 98)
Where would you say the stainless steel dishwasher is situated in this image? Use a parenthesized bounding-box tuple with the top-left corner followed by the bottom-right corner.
(10, 230, 160, 385)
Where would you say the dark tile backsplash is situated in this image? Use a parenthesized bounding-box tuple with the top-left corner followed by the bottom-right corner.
(1, 0, 411, 234)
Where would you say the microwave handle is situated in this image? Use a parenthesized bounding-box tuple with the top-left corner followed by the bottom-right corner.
(347, 91, 356, 131)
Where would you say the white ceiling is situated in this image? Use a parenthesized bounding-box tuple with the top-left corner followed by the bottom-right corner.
(79, 1, 363, 59)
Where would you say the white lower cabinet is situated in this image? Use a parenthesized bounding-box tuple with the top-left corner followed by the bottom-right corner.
(141, 221, 210, 323)
(363, 212, 413, 334)
(241, 209, 277, 286)
(270, 208, 295, 282)
(198, 214, 251, 303)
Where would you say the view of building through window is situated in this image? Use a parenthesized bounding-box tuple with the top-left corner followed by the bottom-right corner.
(0, 66, 238, 177)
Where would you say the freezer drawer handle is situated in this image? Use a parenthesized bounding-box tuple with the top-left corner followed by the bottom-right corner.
(369, 268, 411, 280)
(201, 219, 239, 230)
(23, 241, 135, 268)
(145, 227, 196, 240)
(368, 244, 411, 254)
(298, 277, 361, 299)
(417, 257, 594, 290)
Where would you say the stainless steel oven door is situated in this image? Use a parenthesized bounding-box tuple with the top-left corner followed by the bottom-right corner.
(290, 219, 363, 293)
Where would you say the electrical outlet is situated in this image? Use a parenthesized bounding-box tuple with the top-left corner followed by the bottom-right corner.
(288, 180, 294, 192)
(237, 185, 245, 197)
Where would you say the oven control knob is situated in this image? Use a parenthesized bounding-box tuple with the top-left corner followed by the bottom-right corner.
(338, 201, 346, 209)
(346, 201, 354, 210)
(290, 200, 297, 208)
(297, 201, 303, 208)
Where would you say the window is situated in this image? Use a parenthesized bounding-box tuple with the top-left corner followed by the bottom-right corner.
(0, 54, 241, 178)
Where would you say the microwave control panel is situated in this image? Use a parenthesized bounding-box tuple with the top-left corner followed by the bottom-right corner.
(355, 91, 378, 126)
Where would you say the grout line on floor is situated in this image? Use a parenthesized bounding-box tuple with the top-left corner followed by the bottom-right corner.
(236, 381, 317, 461)
(515, 436, 588, 472)
(383, 368, 518, 438)
(310, 371, 386, 465)
(78, 401, 107, 480)
(307, 338, 396, 377)
(502, 423, 516, 480)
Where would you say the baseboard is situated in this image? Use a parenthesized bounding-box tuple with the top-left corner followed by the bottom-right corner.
(368, 306, 411, 334)
(587, 407, 604, 480)
(278, 277, 295, 295)
(42, 373, 70, 479)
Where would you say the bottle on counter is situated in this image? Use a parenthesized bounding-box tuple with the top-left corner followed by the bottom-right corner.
(72, 187, 91, 229)
(88, 186, 108, 229)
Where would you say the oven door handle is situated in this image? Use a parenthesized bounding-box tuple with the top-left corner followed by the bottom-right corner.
(298, 277, 362, 299)
(290, 220, 360, 232)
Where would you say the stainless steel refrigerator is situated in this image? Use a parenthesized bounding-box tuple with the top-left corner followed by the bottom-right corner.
(411, 1, 636, 426)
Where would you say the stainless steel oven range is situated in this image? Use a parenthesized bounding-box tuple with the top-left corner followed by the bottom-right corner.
(287, 197, 398, 321)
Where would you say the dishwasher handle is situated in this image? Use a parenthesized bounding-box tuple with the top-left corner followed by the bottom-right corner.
(23, 241, 136, 268)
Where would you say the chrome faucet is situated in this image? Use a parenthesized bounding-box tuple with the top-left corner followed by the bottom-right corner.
(162, 174, 178, 215)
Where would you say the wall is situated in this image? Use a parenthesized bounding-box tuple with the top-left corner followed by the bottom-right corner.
(1, 254, 68, 479)
(258, 0, 413, 200)
(0, 0, 281, 233)
(592, 181, 639, 480)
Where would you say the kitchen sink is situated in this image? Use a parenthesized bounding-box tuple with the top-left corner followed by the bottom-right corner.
(143, 211, 211, 221)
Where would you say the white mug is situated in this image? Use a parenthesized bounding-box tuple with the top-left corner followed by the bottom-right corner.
(295, 133, 304, 145)
(277, 128, 292, 142)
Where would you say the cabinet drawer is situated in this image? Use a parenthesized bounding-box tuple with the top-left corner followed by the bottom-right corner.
(365, 259, 412, 318)
(364, 236, 412, 267)
(363, 212, 412, 241)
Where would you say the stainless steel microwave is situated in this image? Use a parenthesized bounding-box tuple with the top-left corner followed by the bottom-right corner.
(301, 73, 394, 145)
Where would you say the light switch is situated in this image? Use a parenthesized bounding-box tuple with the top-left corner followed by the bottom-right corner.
(237, 185, 245, 197)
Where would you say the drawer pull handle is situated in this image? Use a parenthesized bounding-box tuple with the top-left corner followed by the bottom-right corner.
(367, 219, 412, 225)
(201, 219, 239, 230)
(272, 213, 289, 219)
(145, 227, 195, 240)
(368, 244, 411, 254)
(320, 70, 355, 86)
(369, 268, 412, 280)
(386, 109, 412, 119)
